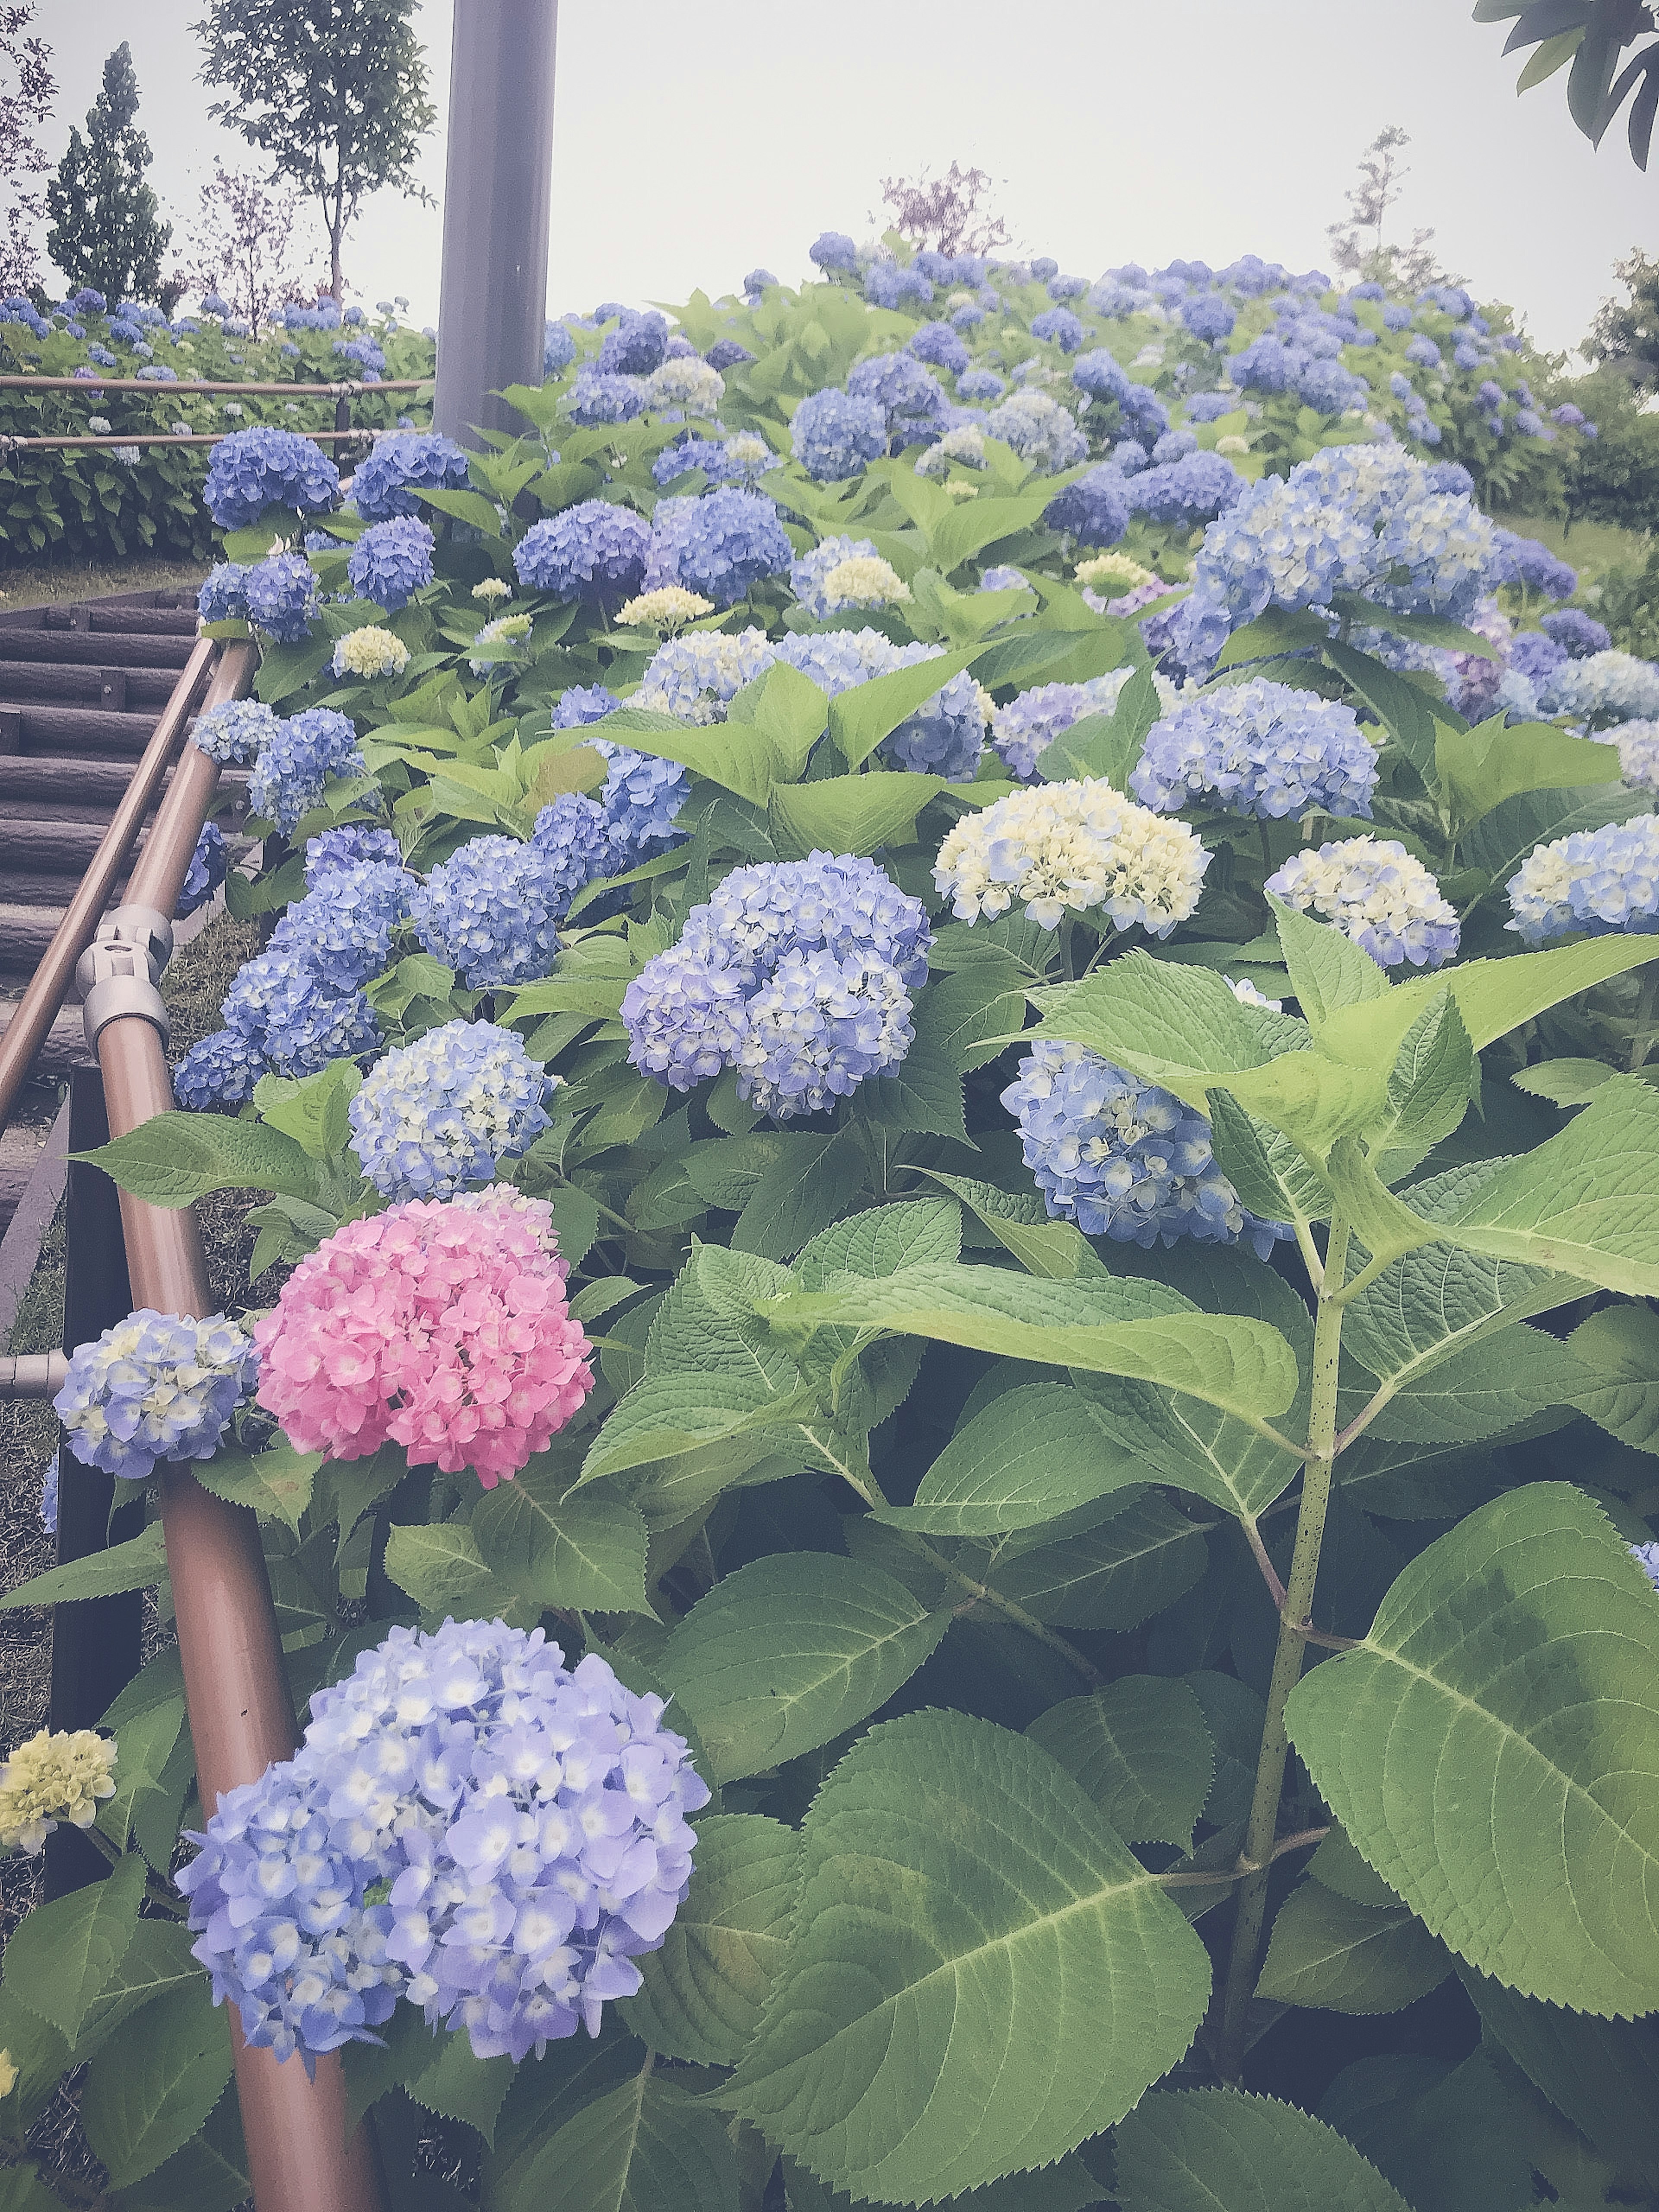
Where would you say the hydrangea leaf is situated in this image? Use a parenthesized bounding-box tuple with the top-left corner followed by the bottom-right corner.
(1075, 1371, 1305, 1518)
(829, 645, 979, 768)
(769, 772, 944, 860)
(1268, 895, 1390, 1028)
(1567, 1302, 1659, 1452)
(93, 1697, 183, 1856)
(1113, 2088, 1415, 2212)
(0, 1522, 168, 1612)
(794, 1198, 963, 1285)
(1317, 2047, 1545, 2212)
(69, 1920, 208, 2066)
(596, 703, 781, 806)
(471, 1463, 651, 1615)
(1027, 952, 1311, 1104)
(928, 487, 1081, 578)
(87, 2087, 249, 2212)
(965, 1492, 1209, 1632)
(623, 1814, 801, 2064)
(79, 1980, 235, 2190)
(192, 1443, 324, 1539)
(1284, 1482, 1659, 2014)
(1026, 1676, 1213, 1850)
(1435, 716, 1620, 833)
(74, 1110, 327, 1210)
(1255, 1881, 1451, 2014)
(874, 1382, 1143, 1536)
(730, 1130, 869, 1262)
(727, 1710, 1212, 2202)
(1460, 1965, 1659, 2187)
(661, 1554, 952, 1782)
(496, 2064, 738, 2212)
(3, 1851, 145, 2045)
(1461, 782, 1649, 891)
(782, 2151, 1103, 2212)
(381, 1522, 534, 1626)
(1207, 1090, 1332, 1240)
(1344, 1322, 1591, 1445)
(921, 1172, 1107, 1281)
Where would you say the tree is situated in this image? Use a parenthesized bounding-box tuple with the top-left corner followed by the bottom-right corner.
(193, 0, 435, 303)
(1474, 0, 1659, 170)
(876, 163, 1010, 258)
(1326, 124, 1459, 293)
(181, 159, 313, 337)
(44, 42, 171, 304)
(1587, 248, 1659, 394)
(0, 4, 52, 296)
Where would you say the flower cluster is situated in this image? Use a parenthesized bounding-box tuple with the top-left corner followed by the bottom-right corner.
(332, 626, 409, 680)
(591, 739, 691, 857)
(347, 516, 435, 612)
(197, 563, 249, 625)
(1043, 467, 1130, 547)
(305, 825, 403, 882)
(990, 670, 1151, 781)
(251, 1190, 593, 1485)
(617, 585, 714, 629)
(191, 696, 279, 765)
(1126, 449, 1245, 529)
(1614, 722, 1659, 793)
(644, 488, 792, 606)
(791, 536, 909, 618)
(1266, 837, 1459, 967)
(515, 500, 651, 610)
(934, 779, 1208, 932)
(413, 836, 566, 988)
(790, 386, 888, 480)
(348, 1021, 553, 1201)
(178, 1620, 706, 2065)
(985, 390, 1089, 472)
(1537, 649, 1659, 728)
(623, 853, 930, 1112)
(244, 553, 321, 645)
(54, 1309, 258, 1481)
(203, 427, 340, 529)
(178, 821, 228, 918)
(0, 1730, 118, 1855)
(247, 707, 367, 837)
(636, 627, 775, 722)
(350, 433, 471, 523)
(1505, 815, 1659, 944)
(1004, 1042, 1290, 1257)
(1131, 680, 1378, 819)
(468, 614, 533, 674)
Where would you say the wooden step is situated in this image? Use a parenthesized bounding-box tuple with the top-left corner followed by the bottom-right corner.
(42, 603, 199, 638)
(0, 629, 196, 671)
(0, 663, 177, 709)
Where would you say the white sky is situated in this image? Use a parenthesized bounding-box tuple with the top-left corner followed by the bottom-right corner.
(39, 0, 1658, 363)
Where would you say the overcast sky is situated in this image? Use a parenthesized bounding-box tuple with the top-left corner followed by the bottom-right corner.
(43, 0, 1657, 363)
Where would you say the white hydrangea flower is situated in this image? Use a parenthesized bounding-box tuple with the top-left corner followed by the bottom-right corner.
(1615, 720, 1659, 792)
(819, 555, 911, 610)
(645, 356, 725, 413)
(916, 425, 988, 476)
(933, 778, 1209, 933)
(332, 625, 409, 679)
(618, 585, 716, 629)
(1227, 976, 1283, 1011)
(1075, 551, 1154, 594)
(472, 577, 513, 602)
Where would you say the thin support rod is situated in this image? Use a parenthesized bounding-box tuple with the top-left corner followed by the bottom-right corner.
(0, 375, 427, 396)
(0, 634, 214, 1140)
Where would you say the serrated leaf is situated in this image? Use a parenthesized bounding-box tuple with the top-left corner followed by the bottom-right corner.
(1462, 782, 1648, 888)
(794, 1199, 962, 1286)
(112, 2088, 249, 2212)
(731, 1130, 868, 1261)
(783, 2153, 1101, 2212)
(921, 959, 1031, 1074)
(1375, 988, 1478, 1153)
(1027, 952, 1310, 1104)
(0, 1520, 168, 1611)
(661, 1554, 950, 1781)
(854, 1033, 967, 1143)
(922, 1173, 1106, 1280)
(495, 2062, 738, 2212)
(623, 1814, 800, 2064)
(192, 1443, 323, 1538)
(1436, 715, 1619, 832)
(95, 1696, 183, 1853)
(1079, 1370, 1305, 1518)
(76, 1110, 325, 1209)
(874, 1382, 1144, 1535)
(79, 1980, 234, 2188)
(382, 1522, 529, 1622)
(3, 1852, 144, 2044)
(404, 2029, 515, 2145)
(1026, 1677, 1212, 1849)
(829, 647, 979, 769)
(975, 1492, 1208, 1630)
(1256, 1880, 1449, 2013)
(71, 1920, 207, 2063)
(1114, 2088, 1414, 2212)
(728, 1710, 1212, 2203)
(1462, 1966, 1659, 2187)
(1271, 897, 1389, 1028)
(471, 1463, 651, 1613)
(1206, 1090, 1328, 1239)
(1349, 1319, 1592, 1444)
(1324, 639, 1441, 782)
(1285, 1481, 1659, 2014)
(1567, 1301, 1659, 1452)
(769, 772, 943, 859)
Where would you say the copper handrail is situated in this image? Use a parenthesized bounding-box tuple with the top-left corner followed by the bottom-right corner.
(91, 637, 388, 2212)
(0, 375, 427, 396)
(0, 633, 216, 1139)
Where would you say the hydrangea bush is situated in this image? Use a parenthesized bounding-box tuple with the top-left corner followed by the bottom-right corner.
(32, 234, 1659, 2212)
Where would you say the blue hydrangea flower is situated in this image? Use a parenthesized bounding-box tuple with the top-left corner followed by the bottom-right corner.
(985, 390, 1088, 472)
(1541, 607, 1611, 658)
(958, 367, 1006, 403)
(1031, 307, 1085, 351)
(414, 836, 566, 987)
(1538, 649, 1659, 726)
(247, 708, 366, 837)
(529, 792, 615, 909)
(990, 670, 1148, 780)
(847, 352, 949, 440)
(178, 822, 228, 918)
(197, 564, 250, 624)
(1113, 439, 1149, 475)
(736, 947, 914, 1116)
(268, 861, 413, 992)
(515, 500, 651, 610)
(1043, 467, 1129, 547)
(1295, 359, 1369, 414)
(543, 320, 577, 377)
(810, 232, 860, 271)
(1072, 350, 1131, 404)
(178, 1621, 709, 2066)
(203, 428, 340, 529)
(883, 670, 984, 780)
(1128, 451, 1246, 528)
(304, 826, 402, 884)
(980, 564, 1030, 593)
(1002, 1041, 1290, 1257)
(652, 435, 728, 488)
(599, 309, 668, 375)
(643, 488, 791, 606)
(1267, 837, 1459, 967)
(1131, 680, 1379, 819)
(1152, 429, 1198, 463)
(349, 432, 472, 522)
(346, 516, 435, 612)
(1490, 531, 1577, 600)
(1181, 293, 1236, 342)
(1506, 815, 1659, 944)
(1631, 1541, 1659, 1593)
(591, 741, 690, 858)
(567, 368, 645, 425)
(552, 683, 621, 731)
(1183, 392, 1236, 424)
(910, 320, 970, 375)
(620, 944, 752, 1089)
(706, 338, 755, 372)
(173, 1027, 265, 1109)
(865, 261, 934, 311)
(743, 268, 779, 298)
(222, 950, 382, 1078)
(679, 852, 933, 987)
(347, 1020, 553, 1200)
(243, 553, 320, 645)
(637, 629, 776, 722)
(54, 1310, 257, 1481)
(192, 697, 279, 766)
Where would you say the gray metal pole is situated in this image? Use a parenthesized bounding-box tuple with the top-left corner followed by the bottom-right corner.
(434, 0, 559, 448)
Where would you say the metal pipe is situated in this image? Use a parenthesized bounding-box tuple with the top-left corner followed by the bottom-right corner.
(434, 0, 559, 447)
(0, 375, 428, 396)
(0, 1351, 67, 1397)
(90, 642, 387, 2212)
(0, 431, 400, 451)
(0, 634, 215, 1140)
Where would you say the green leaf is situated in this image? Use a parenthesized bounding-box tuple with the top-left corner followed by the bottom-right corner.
(1462, 782, 1649, 890)
(731, 1131, 868, 1262)
(927, 487, 1069, 576)
(854, 1032, 967, 1143)
(1256, 1880, 1449, 2013)
(1036, 667, 1160, 791)
(596, 704, 782, 807)
(661, 1553, 950, 1782)
(3, 1852, 145, 2045)
(1217, 604, 1335, 667)
(1436, 715, 1619, 831)
(1510, 1055, 1629, 1107)
(382, 1523, 530, 1623)
(0, 1520, 168, 1611)
(75, 1111, 324, 1209)
(973, 1492, 1208, 1631)
(1285, 1481, 1659, 2014)
(470, 1462, 651, 1613)
(403, 2030, 516, 2146)
(769, 772, 943, 859)
(728, 1710, 1212, 2202)
(1026, 1677, 1213, 1850)
(1206, 1091, 1329, 1243)
(251, 1059, 362, 1161)
(782, 2154, 1102, 2212)
(1329, 592, 1496, 656)
(1373, 988, 1479, 1155)
(623, 1814, 801, 2064)
(495, 2063, 739, 2212)
(1028, 952, 1309, 1106)
(95, 1696, 183, 1853)
(79, 1980, 234, 2189)
(828, 646, 979, 769)
(1462, 1966, 1659, 2187)
(111, 2086, 248, 2212)
(1114, 2088, 1415, 2212)
(192, 1443, 323, 1538)
(921, 959, 1032, 1074)
(1348, 1319, 1592, 1444)
(1567, 1302, 1659, 1453)
(875, 1383, 1144, 1535)
(761, 1264, 1300, 1424)
(1270, 897, 1389, 1030)
(418, 486, 504, 535)
(922, 1172, 1106, 1280)
(1079, 1369, 1305, 1519)
(794, 1198, 962, 1284)
(71, 1920, 210, 2063)
(1324, 638, 1441, 782)
(731, 659, 831, 780)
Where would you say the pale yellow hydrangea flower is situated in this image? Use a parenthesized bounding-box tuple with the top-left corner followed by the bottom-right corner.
(472, 576, 513, 602)
(0, 1729, 118, 1854)
(0, 2052, 16, 2100)
(332, 626, 409, 679)
(820, 554, 911, 609)
(1075, 551, 1155, 594)
(933, 778, 1208, 933)
(617, 586, 716, 630)
(1216, 434, 1251, 456)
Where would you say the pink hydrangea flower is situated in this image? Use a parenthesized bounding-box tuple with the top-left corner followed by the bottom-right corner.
(252, 1187, 594, 1487)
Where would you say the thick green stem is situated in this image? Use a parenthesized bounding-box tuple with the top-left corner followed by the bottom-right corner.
(1215, 1218, 1350, 2084)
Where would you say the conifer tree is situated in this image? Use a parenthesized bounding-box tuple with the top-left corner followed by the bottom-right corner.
(44, 42, 170, 303)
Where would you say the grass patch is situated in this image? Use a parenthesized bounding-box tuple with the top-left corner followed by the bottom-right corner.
(0, 553, 210, 609)
(1492, 510, 1653, 585)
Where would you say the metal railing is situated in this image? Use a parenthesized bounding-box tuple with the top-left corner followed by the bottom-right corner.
(0, 369, 432, 454)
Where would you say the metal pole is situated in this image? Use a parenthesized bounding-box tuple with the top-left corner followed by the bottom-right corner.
(434, 0, 559, 448)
